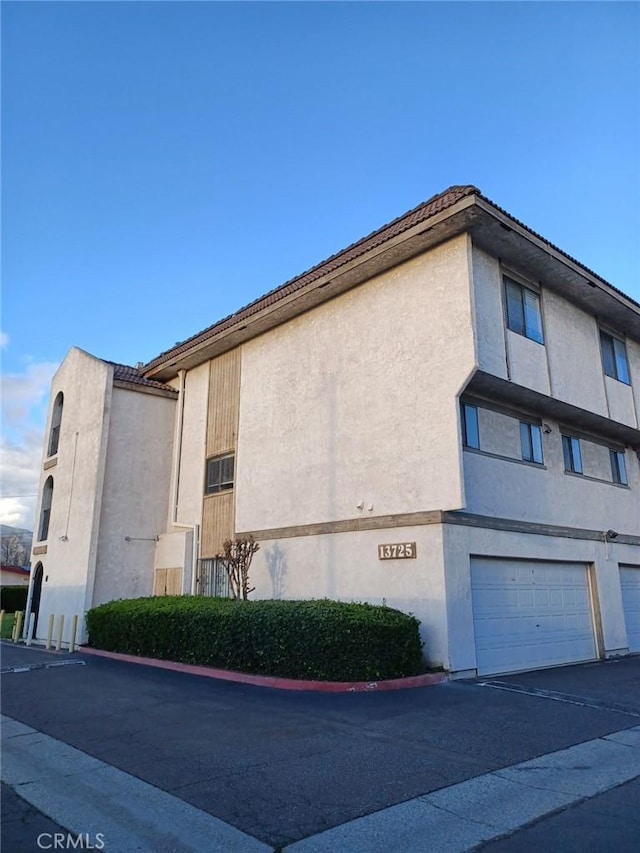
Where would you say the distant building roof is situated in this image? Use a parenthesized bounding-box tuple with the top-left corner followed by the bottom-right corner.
(1, 565, 30, 576)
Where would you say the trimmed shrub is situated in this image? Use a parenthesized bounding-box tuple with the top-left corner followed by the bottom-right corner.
(1, 586, 28, 613)
(86, 597, 424, 681)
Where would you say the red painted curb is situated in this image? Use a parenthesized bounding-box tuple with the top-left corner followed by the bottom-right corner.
(79, 646, 449, 692)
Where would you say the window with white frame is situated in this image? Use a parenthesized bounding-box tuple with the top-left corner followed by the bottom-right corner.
(610, 449, 628, 485)
(205, 453, 234, 494)
(520, 422, 544, 464)
(562, 435, 583, 475)
(600, 331, 630, 385)
(504, 277, 544, 344)
(461, 403, 480, 449)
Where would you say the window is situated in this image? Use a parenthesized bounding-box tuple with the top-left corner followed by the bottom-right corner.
(600, 331, 630, 385)
(39, 476, 54, 541)
(610, 449, 628, 486)
(197, 558, 231, 598)
(205, 453, 234, 494)
(48, 392, 64, 457)
(562, 435, 583, 474)
(504, 277, 544, 344)
(461, 403, 480, 449)
(520, 422, 544, 464)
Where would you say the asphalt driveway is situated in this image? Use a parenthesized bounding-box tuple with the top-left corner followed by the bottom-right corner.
(2, 643, 640, 848)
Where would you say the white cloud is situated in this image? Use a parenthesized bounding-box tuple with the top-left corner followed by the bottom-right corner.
(0, 332, 9, 350)
(2, 361, 59, 430)
(0, 361, 59, 531)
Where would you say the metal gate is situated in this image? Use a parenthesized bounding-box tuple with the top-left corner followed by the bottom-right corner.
(197, 558, 231, 598)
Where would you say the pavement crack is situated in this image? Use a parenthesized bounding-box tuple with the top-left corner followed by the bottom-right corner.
(420, 797, 499, 829)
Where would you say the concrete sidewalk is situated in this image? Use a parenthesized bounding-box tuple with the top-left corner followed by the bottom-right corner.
(2, 715, 270, 853)
(3, 713, 640, 852)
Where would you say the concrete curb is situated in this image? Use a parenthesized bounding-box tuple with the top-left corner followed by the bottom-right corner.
(79, 646, 449, 692)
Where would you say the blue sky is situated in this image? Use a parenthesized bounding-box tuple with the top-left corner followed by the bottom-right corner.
(2, 1, 639, 530)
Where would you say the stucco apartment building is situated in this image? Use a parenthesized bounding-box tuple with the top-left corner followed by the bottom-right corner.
(28, 185, 640, 677)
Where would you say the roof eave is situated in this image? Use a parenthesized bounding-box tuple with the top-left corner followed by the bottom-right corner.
(469, 198, 640, 341)
(144, 194, 479, 381)
(144, 192, 640, 382)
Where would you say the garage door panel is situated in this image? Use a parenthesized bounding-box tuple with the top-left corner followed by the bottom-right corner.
(471, 558, 597, 676)
(620, 565, 640, 653)
(548, 589, 563, 607)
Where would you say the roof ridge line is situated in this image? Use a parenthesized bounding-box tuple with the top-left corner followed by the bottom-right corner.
(143, 184, 480, 371)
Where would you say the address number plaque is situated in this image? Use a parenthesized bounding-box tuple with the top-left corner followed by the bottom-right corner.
(377, 542, 417, 560)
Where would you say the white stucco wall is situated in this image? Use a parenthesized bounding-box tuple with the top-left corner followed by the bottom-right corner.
(249, 524, 448, 666)
(174, 362, 209, 526)
(462, 413, 639, 534)
(236, 235, 476, 533)
(544, 291, 608, 416)
(470, 247, 508, 380)
(627, 338, 640, 425)
(92, 386, 176, 607)
(154, 531, 191, 576)
(30, 348, 112, 642)
(475, 408, 521, 459)
(506, 330, 550, 395)
(605, 376, 637, 428)
(469, 249, 640, 425)
(443, 523, 638, 673)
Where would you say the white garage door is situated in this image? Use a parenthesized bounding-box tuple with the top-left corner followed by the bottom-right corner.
(471, 558, 597, 676)
(620, 565, 640, 653)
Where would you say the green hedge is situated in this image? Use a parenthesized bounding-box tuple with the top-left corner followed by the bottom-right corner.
(1, 586, 28, 613)
(86, 597, 424, 681)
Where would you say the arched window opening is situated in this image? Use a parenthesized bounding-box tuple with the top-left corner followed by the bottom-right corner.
(39, 477, 54, 542)
(48, 392, 64, 457)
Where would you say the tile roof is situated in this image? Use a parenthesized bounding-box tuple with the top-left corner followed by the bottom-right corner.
(144, 185, 479, 371)
(1, 565, 30, 575)
(108, 362, 178, 393)
(143, 184, 639, 373)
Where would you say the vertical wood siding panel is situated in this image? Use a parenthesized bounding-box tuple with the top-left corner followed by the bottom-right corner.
(201, 492, 235, 556)
(207, 350, 241, 456)
(202, 348, 241, 556)
(153, 568, 167, 596)
(165, 567, 183, 596)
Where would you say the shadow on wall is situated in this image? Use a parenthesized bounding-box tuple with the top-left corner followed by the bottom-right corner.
(265, 542, 288, 600)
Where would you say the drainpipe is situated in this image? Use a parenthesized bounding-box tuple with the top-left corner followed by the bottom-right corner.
(170, 369, 200, 595)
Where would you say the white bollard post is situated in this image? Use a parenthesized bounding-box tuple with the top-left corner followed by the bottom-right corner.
(69, 615, 78, 653)
(55, 615, 65, 652)
(26, 613, 36, 646)
(46, 614, 55, 650)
